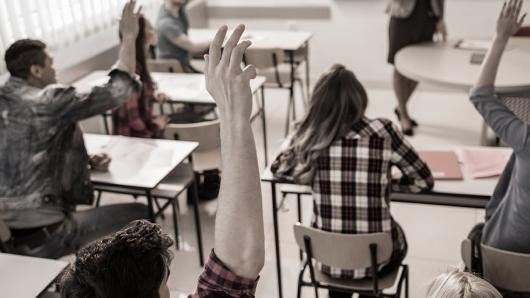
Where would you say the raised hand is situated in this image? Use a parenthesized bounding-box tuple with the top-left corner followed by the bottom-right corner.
(204, 25, 256, 122)
(497, 0, 526, 40)
(119, 0, 142, 40)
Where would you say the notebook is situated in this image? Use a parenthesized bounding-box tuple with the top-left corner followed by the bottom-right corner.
(418, 151, 463, 180)
(459, 148, 511, 179)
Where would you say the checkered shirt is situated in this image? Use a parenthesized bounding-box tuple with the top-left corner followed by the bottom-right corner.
(190, 250, 259, 297)
(312, 117, 433, 279)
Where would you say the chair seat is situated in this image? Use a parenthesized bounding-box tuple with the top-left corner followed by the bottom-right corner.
(314, 266, 402, 292)
(280, 184, 311, 195)
(192, 149, 221, 172)
(95, 163, 194, 200)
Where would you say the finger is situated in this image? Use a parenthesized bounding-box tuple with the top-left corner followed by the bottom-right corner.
(241, 64, 257, 81)
(500, 2, 507, 19)
(209, 26, 228, 69)
(514, 0, 523, 18)
(221, 24, 246, 66)
(519, 13, 527, 26)
(229, 40, 252, 73)
(122, 1, 130, 15)
(136, 5, 143, 16)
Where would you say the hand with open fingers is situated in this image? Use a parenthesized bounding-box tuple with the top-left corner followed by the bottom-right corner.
(204, 24, 257, 122)
(497, 0, 527, 39)
(119, 0, 143, 40)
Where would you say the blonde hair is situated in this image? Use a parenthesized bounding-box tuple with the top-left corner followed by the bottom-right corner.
(427, 269, 502, 298)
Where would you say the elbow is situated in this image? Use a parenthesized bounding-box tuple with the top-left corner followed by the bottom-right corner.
(228, 245, 265, 279)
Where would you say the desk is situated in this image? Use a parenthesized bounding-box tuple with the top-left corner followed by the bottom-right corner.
(189, 28, 314, 96)
(74, 72, 270, 165)
(395, 38, 530, 93)
(84, 133, 205, 265)
(0, 253, 67, 298)
(261, 147, 509, 298)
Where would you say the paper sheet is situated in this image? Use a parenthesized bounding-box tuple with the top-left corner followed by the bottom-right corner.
(459, 148, 511, 179)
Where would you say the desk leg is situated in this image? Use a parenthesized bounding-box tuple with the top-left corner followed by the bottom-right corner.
(189, 157, 205, 267)
(146, 189, 155, 222)
(285, 50, 296, 136)
(271, 182, 283, 298)
(305, 42, 311, 104)
(260, 86, 268, 166)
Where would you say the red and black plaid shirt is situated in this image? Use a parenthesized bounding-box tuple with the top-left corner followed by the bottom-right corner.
(112, 66, 161, 139)
(190, 251, 259, 297)
(311, 117, 433, 279)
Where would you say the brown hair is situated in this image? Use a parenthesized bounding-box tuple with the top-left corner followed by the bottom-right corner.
(287, 64, 368, 182)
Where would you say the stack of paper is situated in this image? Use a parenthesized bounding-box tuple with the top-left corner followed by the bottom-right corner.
(459, 148, 511, 179)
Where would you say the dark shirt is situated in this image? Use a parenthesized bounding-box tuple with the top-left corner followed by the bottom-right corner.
(0, 70, 137, 229)
(156, 5, 192, 66)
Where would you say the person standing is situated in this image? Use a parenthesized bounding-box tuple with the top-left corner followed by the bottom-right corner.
(387, 0, 447, 135)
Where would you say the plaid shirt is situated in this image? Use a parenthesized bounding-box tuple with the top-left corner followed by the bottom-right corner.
(311, 117, 433, 279)
(190, 251, 259, 297)
(112, 67, 161, 138)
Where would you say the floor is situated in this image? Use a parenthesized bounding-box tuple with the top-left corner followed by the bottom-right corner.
(97, 82, 489, 298)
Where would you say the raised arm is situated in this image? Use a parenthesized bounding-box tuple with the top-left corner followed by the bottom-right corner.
(205, 25, 264, 279)
(470, 0, 528, 151)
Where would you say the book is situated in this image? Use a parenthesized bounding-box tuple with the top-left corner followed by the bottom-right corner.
(418, 151, 463, 180)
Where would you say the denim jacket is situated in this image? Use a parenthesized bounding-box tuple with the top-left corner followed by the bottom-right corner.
(0, 70, 138, 229)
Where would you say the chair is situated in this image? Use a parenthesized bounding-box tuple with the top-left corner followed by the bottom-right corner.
(0, 216, 12, 253)
(293, 223, 409, 298)
(461, 239, 530, 295)
(164, 120, 221, 173)
(244, 48, 307, 136)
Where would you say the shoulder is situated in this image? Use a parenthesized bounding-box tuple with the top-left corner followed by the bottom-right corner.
(344, 117, 397, 138)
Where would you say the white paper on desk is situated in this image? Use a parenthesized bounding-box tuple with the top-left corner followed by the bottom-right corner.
(459, 148, 511, 179)
(101, 138, 154, 168)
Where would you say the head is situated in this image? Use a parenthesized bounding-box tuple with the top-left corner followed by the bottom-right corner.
(60, 220, 174, 298)
(164, 0, 187, 17)
(5, 39, 57, 87)
(426, 269, 502, 298)
(287, 64, 368, 181)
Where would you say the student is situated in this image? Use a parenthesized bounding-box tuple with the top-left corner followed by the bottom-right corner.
(387, 0, 447, 135)
(156, 0, 211, 73)
(60, 24, 265, 298)
(468, 0, 529, 254)
(427, 269, 502, 298)
(272, 64, 434, 298)
(0, 1, 147, 259)
(112, 15, 169, 138)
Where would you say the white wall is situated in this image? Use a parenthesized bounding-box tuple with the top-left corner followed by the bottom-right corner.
(208, 0, 530, 86)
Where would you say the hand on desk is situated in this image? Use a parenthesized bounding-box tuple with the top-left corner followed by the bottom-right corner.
(154, 91, 170, 103)
(89, 153, 111, 172)
(153, 115, 169, 130)
(435, 20, 448, 42)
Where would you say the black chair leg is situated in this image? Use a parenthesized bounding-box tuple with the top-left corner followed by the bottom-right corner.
(171, 199, 180, 250)
(95, 191, 102, 207)
(297, 194, 303, 261)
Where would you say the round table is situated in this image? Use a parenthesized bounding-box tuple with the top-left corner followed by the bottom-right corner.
(395, 37, 530, 93)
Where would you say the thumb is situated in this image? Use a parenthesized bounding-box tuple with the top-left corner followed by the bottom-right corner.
(241, 64, 257, 81)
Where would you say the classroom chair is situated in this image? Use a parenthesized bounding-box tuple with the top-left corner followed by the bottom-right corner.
(0, 216, 12, 253)
(461, 239, 530, 296)
(514, 26, 530, 37)
(293, 223, 409, 298)
(94, 162, 204, 266)
(244, 48, 307, 136)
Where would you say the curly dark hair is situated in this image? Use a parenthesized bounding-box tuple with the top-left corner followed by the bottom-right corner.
(60, 220, 174, 298)
(4, 39, 47, 79)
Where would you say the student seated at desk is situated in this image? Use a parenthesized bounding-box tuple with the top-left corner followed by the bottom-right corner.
(156, 0, 210, 73)
(60, 24, 265, 298)
(112, 15, 169, 138)
(468, 0, 530, 259)
(0, 1, 147, 259)
(427, 269, 502, 298)
(272, 64, 434, 298)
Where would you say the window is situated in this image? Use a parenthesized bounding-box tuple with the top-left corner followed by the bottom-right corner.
(0, 0, 161, 74)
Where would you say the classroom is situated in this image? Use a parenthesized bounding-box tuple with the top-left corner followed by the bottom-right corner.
(1, 0, 529, 297)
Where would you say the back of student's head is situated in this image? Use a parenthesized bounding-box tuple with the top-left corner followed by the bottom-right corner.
(288, 64, 368, 180)
(60, 220, 173, 298)
(427, 269, 502, 298)
(4, 39, 47, 80)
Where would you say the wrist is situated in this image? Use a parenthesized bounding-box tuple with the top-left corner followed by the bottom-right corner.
(493, 34, 510, 44)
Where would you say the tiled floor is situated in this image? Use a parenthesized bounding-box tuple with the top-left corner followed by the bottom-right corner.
(98, 83, 489, 297)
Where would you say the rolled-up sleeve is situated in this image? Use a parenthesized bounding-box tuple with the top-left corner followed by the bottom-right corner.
(45, 69, 140, 124)
(190, 250, 259, 298)
(470, 85, 530, 152)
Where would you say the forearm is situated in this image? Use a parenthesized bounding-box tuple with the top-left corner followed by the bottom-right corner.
(118, 36, 137, 75)
(214, 121, 265, 279)
(191, 41, 211, 54)
(474, 35, 509, 88)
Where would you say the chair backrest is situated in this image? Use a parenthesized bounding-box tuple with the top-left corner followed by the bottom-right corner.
(186, 0, 209, 28)
(498, 93, 530, 124)
(244, 48, 285, 69)
(164, 120, 220, 152)
(481, 244, 530, 293)
(461, 239, 473, 270)
(147, 59, 184, 73)
(293, 223, 392, 270)
(514, 26, 530, 37)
